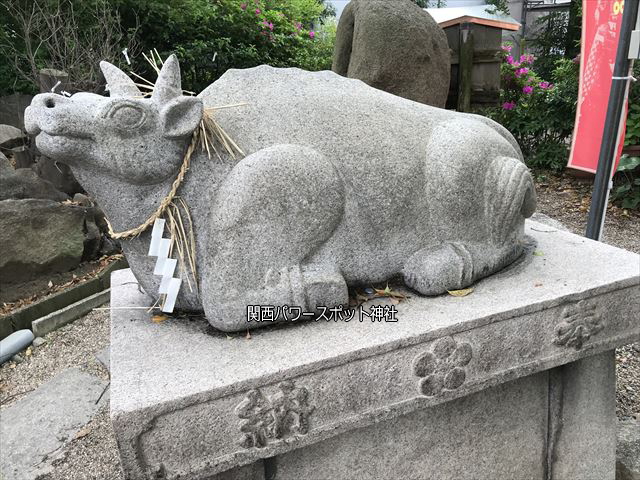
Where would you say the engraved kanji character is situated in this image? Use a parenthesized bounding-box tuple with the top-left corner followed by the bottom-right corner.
(234, 389, 272, 448)
(291, 385, 315, 434)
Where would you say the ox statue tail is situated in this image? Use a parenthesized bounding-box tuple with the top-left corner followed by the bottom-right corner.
(484, 156, 536, 245)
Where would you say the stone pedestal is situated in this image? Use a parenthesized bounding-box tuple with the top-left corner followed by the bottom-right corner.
(110, 220, 639, 480)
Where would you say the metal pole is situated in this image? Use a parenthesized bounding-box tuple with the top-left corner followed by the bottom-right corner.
(585, 0, 640, 241)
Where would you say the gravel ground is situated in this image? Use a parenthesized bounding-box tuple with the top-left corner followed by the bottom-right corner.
(0, 309, 110, 408)
(0, 172, 638, 478)
(0, 308, 121, 480)
(534, 171, 640, 254)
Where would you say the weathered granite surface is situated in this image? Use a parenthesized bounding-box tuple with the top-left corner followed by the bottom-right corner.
(25, 56, 535, 331)
(110, 221, 639, 479)
(273, 371, 550, 479)
(332, 0, 451, 107)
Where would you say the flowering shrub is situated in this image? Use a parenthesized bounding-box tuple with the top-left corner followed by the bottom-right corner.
(113, 0, 335, 93)
(484, 43, 579, 171)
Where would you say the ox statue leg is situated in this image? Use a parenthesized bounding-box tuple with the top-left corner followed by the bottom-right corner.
(202, 144, 348, 332)
(403, 155, 536, 295)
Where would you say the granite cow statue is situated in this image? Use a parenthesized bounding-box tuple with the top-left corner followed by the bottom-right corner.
(24, 55, 536, 332)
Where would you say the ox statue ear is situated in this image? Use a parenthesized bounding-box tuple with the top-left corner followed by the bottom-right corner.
(153, 54, 182, 104)
(100, 61, 141, 97)
(160, 96, 203, 139)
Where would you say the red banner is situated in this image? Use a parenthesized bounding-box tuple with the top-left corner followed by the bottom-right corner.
(567, 0, 628, 174)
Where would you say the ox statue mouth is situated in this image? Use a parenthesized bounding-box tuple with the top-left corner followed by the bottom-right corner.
(34, 131, 95, 160)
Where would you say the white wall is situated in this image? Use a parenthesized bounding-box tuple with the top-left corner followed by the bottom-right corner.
(329, 0, 486, 19)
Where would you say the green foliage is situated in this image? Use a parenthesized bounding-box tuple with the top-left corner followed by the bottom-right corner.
(612, 155, 640, 210)
(115, 0, 334, 93)
(527, 11, 571, 80)
(625, 104, 640, 147)
(485, 0, 509, 16)
(289, 20, 336, 71)
(413, 0, 447, 8)
(625, 63, 640, 147)
(483, 46, 579, 171)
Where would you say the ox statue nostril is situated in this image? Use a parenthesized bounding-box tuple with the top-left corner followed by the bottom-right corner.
(45, 98, 55, 108)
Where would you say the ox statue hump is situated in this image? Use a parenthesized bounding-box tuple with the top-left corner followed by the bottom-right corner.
(24, 55, 536, 332)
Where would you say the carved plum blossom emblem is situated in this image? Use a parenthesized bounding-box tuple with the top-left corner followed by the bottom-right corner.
(553, 300, 604, 350)
(413, 337, 473, 397)
(234, 380, 314, 448)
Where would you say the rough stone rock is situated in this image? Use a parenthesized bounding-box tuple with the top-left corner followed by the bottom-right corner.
(73, 193, 111, 235)
(82, 210, 103, 261)
(10, 145, 35, 168)
(333, 0, 451, 107)
(24, 56, 534, 332)
(73, 192, 93, 206)
(32, 336, 46, 347)
(99, 235, 120, 257)
(0, 367, 108, 480)
(0, 199, 86, 284)
(0, 124, 26, 150)
(11, 353, 24, 364)
(617, 419, 640, 480)
(0, 153, 68, 201)
(34, 156, 83, 196)
(0, 93, 34, 129)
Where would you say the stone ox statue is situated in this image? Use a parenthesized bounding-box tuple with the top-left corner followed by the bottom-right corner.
(25, 56, 536, 332)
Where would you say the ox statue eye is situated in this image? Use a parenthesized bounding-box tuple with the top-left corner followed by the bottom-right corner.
(105, 103, 146, 129)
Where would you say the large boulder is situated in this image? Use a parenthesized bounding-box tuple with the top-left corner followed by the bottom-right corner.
(0, 154, 68, 202)
(0, 94, 34, 129)
(34, 157, 83, 196)
(332, 0, 450, 107)
(0, 124, 26, 150)
(0, 199, 88, 284)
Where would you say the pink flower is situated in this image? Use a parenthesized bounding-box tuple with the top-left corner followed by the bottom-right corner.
(502, 101, 516, 110)
(294, 22, 302, 31)
(519, 54, 535, 64)
(522, 85, 534, 94)
(506, 55, 514, 64)
(309, 31, 315, 39)
(240, 3, 247, 10)
(255, 8, 261, 14)
(501, 44, 513, 52)
(515, 67, 529, 77)
(539, 81, 551, 89)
